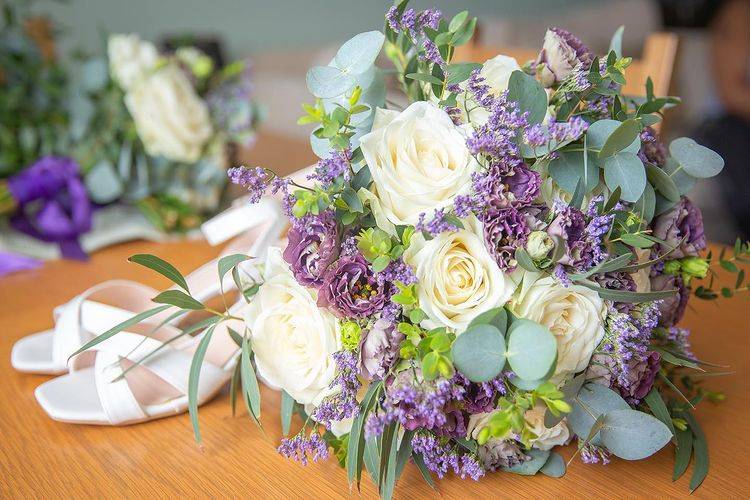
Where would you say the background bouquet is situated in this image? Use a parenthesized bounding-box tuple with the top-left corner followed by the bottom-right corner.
(0, 0, 261, 269)
(85, 1, 747, 498)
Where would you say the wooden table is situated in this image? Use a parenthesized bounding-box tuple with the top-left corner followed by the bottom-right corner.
(1, 238, 748, 499)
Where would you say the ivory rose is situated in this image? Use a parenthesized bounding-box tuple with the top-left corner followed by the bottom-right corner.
(459, 54, 520, 125)
(512, 274, 606, 378)
(358, 101, 477, 228)
(245, 247, 341, 405)
(108, 34, 159, 91)
(125, 65, 213, 163)
(525, 404, 570, 450)
(402, 216, 516, 331)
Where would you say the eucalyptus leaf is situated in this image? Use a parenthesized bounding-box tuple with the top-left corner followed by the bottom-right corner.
(152, 290, 205, 310)
(188, 324, 216, 443)
(507, 70, 547, 124)
(599, 409, 672, 460)
(603, 152, 646, 202)
(281, 390, 295, 436)
(515, 247, 540, 272)
(451, 324, 506, 382)
(548, 150, 599, 194)
(128, 254, 191, 293)
(85, 159, 123, 204)
(568, 383, 629, 446)
(240, 334, 261, 419)
(646, 164, 680, 202)
(663, 157, 696, 196)
(581, 282, 677, 303)
(673, 426, 693, 481)
(502, 449, 550, 475)
(335, 31, 385, 75)
(633, 182, 656, 224)
(599, 119, 641, 159)
(540, 452, 566, 478)
(306, 65, 357, 99)
(684, 411, 709, 492)
(586, 119, 640, 161)
(506, 319, 557, 381)
(467, 307, 508, 334)
(218, 254, 250, 287)
(644, 388, 675, 436)
(670, 137, 724, 178)
(609, 26, 625, 58)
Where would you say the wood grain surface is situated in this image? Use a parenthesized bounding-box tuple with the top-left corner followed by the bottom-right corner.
(0, 133, 748, 498)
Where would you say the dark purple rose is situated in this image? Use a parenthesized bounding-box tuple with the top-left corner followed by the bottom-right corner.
(358, 318, 403, 380)
(594, 271, 637, 312)
(638, 127, 667, 167)
(652, 197, 706, 258)
(283, 213, 339, 287)
(482, 207, 530, 271)
(651, 273, 688, 327)
(487, 164, 541, 209)
(617, 351, 661, 403)
(537, 27, 594, 86)
(547, 205, 594, 268)
(7, 156, 92, 260)
(317, 252, 387, 318)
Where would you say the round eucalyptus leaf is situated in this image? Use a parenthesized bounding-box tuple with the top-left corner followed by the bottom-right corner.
(507, 374, 544, 390)
(600, 409, 672, 460)
(568, 383, 629, 446)
(654, 193, 677, 218)
(81, 58, 108, 92)
(669, 137, 724, 178)
(586, 119, 640, 158)
(467, 307, 508, 334)
(85, 159, 124, 204)
(548, 150, 599, 194)
(334, 31, 385, 75)
(502, 449, 550, 475)
(306, 65, 357, 99)
(633, 182, 655, 224)
(603, 152, 646, 202)
(506, 319, 557, 381)
(451, 324, 506, 383)
(507, 70, 547, 125)
(663, 157, 696, 196)
(540, 452, 566, 478)
(645, 163, 680, 202)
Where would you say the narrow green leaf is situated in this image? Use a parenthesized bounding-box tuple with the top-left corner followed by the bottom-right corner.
(152, 290, 205, 310)
(395, 429, 414, 480)
(644, 388, 676, 436)
(363, 437, 380, 486)
(684, 411, 709, 492)
(218, 254, 250, 288)
(68, 304, 172, 360)
(515, 247, 539, 272)
(405, 73, 443, 85)
(381, 423, 401, 500)
(580, 282, 676, 303)
(188, 324, 217, 443)
(412, 452, 436, 489)
(281, 390, 295, 436)
(227, 327, 244, 348)
(129, 254, 190, 293)
(448, 10, 469, 32)
(241, 335, 261, 419)
(347, 381, 383, 488)
(229, 359, 241, 416)
(570, 252, 633, 281)
(673, 425, 693, 481)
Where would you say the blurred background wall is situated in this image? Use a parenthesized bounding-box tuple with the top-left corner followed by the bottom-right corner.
(30, 0, 741, 242)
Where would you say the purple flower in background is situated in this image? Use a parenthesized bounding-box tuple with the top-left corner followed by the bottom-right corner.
(358, 318, 403, 380)
(317, 252, 387, 318)
(283, 212, 339, 287)
(652, 197, 706, 258)
(650, 273, 688, 327)
(537, 27, 594, 87)
(206, 59, 257, 146)
(228, 165, 270, 203)
(482, 207, 530, 271)
(7, 156, 92, 260)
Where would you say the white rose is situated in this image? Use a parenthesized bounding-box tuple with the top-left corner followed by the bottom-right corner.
(359, 101, 477, 228)
(512, 274, 606, 379)
(108, 34, 159, 91)
(403, 216, 516, 331)
(525, 404, 569, 451)
(125, 65, 213, 163)
(245, 247, 342, 405)
(459, 54, 520, 126)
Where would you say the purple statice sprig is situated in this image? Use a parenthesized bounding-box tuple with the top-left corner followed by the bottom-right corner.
(312, 350, 362, 429)
(228, 166, 272, 204)
(416, 208, 463, 237)
(411, 433, 485, 480)
(277, 430, 329, 466)
(309, 149, 352, 188)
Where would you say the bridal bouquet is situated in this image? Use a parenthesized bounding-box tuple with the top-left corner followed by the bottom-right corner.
(91, 1, 747, 498)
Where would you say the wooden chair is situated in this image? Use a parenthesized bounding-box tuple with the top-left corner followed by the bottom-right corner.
(453, 32, 679, 98)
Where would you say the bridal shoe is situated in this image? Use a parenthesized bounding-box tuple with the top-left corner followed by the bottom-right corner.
(11, 197, 285, 375)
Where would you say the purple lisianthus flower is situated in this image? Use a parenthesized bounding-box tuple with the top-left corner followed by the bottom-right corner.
(487, 164, 541, 209)
(482, 207, 530, 271)
(652, 197, 706, 258)
(616, 351, 661, 403)
(454, 373, 506, 414)
(317, 252, 387, 318)
(651, 273, 689, 327)
(537, 27, 594, 87)
(358, 318, 404, 380)
(547, 204, 594, 268)
(282, 213, 339, 287)
(638, 126, 667, 167)
(594, 271, 637, 312)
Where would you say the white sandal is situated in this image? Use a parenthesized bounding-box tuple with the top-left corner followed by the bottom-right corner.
(11, 197, 285, 375)
(34, 304, 246, 425)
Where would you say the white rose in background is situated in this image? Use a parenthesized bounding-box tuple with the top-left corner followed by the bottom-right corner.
(524, 404, 570, 450)
(108, 34, 159, 91)
(359, 101, 477, 227)
(403, 216, 516, 331)
(125, 65, 213, 163)
(512, 274, 606, 379)
(459, 54, 520, 126)
(245, 247, 342, 405)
